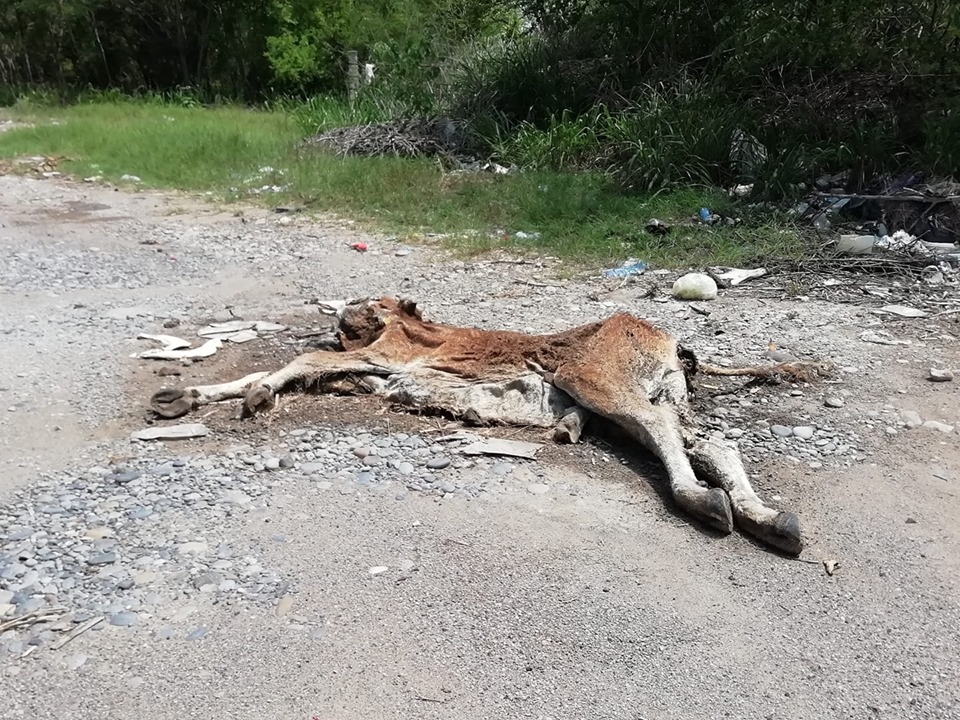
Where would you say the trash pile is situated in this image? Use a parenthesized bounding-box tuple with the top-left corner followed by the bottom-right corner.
(668, 267, 769, 301)
(299, 117, 476, 162)
(230, 166, 288, 196)
(792, 173, 960, 267)
(834, 229, 960, 264)
(695, 207, 741, 227)
(723, 126, 959, 265)
(596, 259, 769, 301)
(603, 259, 648, 279)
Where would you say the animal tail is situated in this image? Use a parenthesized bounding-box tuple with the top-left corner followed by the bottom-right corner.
(697, 361, 831, 383)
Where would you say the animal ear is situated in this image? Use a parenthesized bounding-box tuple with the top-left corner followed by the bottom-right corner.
(677, 344, 699, 374)
(398, 298, 422, 319)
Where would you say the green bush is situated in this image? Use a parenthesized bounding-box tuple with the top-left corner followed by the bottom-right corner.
(486, 83, 743, 193)
(441, 1, 960, 195)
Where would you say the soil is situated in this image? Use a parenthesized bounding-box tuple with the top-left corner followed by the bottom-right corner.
(0, 170, 958, 719)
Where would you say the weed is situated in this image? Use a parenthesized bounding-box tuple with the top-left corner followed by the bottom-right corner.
(291, 95, 394, 135)
(492, 111, 602, 170)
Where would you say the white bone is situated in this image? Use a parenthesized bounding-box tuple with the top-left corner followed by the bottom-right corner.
(137, 333, 191, 350)
(317, 300, 347, 316)
(138, 338, 222, 360)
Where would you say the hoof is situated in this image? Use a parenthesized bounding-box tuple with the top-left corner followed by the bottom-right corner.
(553, 408, 587, 444)
(553, 418, 583, 444)
(150, 388, 194, 419)
(702, 487, 734, 534)
(242, 385, 275, 417)
(679, 487, 733, 535)
(553, 424, 578, 444)
(767, 512, 803, 555)
(736, 510, 804, 556)
(462, 409, 483, 426)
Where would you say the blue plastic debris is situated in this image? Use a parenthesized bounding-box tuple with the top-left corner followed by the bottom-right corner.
(603, 261, 649, 279)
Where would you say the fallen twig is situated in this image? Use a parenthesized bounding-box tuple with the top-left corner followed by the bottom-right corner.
(813, 191, 960, 202)
(443, 538, 472, 548)
(0, 606, 67, 633)
(52, 616, 104, 650)
(415, 695, 447, 704)
(486, 259, 540, 266)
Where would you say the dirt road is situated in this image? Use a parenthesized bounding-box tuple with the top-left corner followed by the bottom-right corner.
(0, 173, 958, 719)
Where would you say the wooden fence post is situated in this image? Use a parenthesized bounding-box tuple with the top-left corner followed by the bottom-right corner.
(345, 50, 359, 108)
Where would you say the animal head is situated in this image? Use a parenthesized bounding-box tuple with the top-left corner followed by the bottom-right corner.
(317, 296, 423, 349)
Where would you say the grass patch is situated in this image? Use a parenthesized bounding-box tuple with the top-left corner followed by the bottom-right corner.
(0, 100, 807, 268)
(0, 102, 300, 191)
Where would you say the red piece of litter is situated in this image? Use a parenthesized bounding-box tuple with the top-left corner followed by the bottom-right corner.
(350, 242, 368, 252)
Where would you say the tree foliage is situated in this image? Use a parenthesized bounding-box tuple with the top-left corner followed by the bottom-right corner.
(4, 0, 956, 105)
(0, 0, 508, 100)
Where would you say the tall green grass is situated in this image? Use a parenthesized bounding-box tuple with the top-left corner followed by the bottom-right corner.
(291, 95, 395, 135)
(488, 87, 744, 193)
(0, 99, 808, 268)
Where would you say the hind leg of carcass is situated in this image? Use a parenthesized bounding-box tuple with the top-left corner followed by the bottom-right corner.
(552, 366, 734, 535)
(686, 440, 803, 555)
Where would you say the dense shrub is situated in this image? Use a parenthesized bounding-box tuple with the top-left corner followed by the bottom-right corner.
(443, 1, 960, 194)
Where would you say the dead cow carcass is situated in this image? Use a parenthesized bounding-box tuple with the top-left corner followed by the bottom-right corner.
(151, 297, 828, 554)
